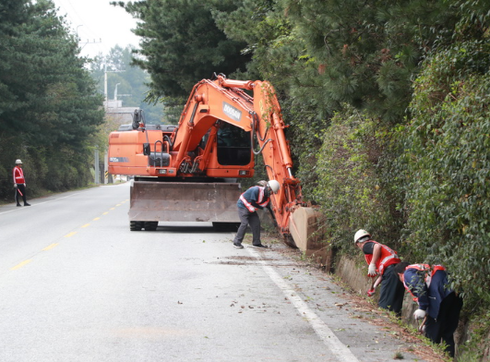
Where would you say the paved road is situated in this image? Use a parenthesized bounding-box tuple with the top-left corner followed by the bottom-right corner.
(0, 183, 430, 361)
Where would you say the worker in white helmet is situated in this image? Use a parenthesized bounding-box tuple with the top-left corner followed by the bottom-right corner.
(233, 180, 280, 249)
(354, 229, 404, 316)
(12, 159, 31, 207)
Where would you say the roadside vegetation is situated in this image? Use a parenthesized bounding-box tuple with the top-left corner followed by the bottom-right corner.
(0, 0, 104, 199)
(1, 0, 489, 359)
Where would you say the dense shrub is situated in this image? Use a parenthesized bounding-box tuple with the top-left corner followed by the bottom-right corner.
(314, 105, 403, 252)
(396, 41, 490, 307)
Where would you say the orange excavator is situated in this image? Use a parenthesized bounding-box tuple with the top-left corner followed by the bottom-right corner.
(108, 74, 318, 248)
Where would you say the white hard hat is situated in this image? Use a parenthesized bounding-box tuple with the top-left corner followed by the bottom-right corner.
(267, 180, 280, 194)
(354, 229, 370, 243)
(15, 159, 22, 165)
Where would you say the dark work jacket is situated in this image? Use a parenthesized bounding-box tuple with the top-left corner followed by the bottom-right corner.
(237, 186, 270, 212)
(403, 265, 453, 319)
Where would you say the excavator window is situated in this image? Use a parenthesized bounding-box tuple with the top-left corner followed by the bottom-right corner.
(143, 143, 150, 156)
(216, 123, 251, 166)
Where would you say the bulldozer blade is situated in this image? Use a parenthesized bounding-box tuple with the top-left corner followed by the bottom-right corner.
(129, 181, 241, 223)
(289, 206, 323, 251)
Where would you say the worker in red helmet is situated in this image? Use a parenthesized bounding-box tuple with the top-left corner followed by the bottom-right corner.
(395, 262, 462, 358)
(354, 229, 405, 316)
(12, 159, 31, 207)
(233, 180, 280, 249)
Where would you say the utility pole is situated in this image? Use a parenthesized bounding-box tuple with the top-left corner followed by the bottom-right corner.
(104, 64, 108, 109)
(104, 66, 125, 109)
(114, 83, 121, 102)
(94, 146, 99, 184)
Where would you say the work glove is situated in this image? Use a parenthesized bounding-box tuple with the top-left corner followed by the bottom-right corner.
(14, 184, 17, 188)
(367, 263, 377, 277)
(413, 309, 426, 320)
(367, 288, 375, 297)
(24, 183, 26, 187)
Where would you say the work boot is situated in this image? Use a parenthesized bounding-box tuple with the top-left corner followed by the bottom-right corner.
(252, 244, 268, 248)
(24, 203, 31, 206)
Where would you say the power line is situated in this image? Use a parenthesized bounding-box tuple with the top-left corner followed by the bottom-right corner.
(54, 0, 100, 41)
(52, 0, 140, 57)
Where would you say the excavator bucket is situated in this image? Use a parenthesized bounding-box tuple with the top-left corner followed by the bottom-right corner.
(289, 206, 323, 251)
(129, 181, 241, 225)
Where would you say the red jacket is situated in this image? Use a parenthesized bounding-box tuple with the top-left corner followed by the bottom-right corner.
(13, 165, 25, 184)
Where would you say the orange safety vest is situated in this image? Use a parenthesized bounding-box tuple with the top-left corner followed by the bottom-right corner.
(403, 264, 446, 302)
(239, 186, 269, 212)
(364, 241, 401, 275)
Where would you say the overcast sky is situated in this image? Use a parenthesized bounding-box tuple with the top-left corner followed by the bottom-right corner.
(51, 0, 141, 58)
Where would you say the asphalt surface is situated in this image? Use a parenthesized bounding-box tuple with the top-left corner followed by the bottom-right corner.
(0, 183, 436, 361)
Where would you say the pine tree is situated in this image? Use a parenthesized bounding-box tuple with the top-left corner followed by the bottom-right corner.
(118, 0, 251, 98)
(0, 0, 105, 197)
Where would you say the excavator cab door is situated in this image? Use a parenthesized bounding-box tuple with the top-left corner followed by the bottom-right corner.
(216, 124, 251, 166)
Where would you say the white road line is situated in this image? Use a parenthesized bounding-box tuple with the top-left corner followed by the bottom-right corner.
(248, 247, 360, 362)
(0, 184, 129, 215)
(30, 193, 81, 206)
(0, 193, 82, 215)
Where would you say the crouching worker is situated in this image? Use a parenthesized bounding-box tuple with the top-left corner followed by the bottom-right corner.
(354, 229, 405, 316)
(394, 262, 463, 358)
(232, 180, 280, 249)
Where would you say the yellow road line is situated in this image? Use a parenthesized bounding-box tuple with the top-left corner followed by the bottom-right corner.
(110, 207, 115, 210)
(43, 243, 59, 251)
(10, 205, 120, 272)
(11, 260, 32, 270)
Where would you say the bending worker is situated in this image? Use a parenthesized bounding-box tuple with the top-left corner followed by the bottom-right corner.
(13, 159, 31, 207)
(233, 180, 280, 249)
(395, 262, 463, 358)
(354, 229, 405, 316)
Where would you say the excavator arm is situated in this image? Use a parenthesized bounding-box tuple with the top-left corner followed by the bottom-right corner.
(172, 75, 310, 245)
